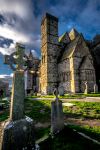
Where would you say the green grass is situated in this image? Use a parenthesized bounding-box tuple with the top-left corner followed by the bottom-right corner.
(63, 101, 100, 119)
(0, 98, 100, 143)
(28, 93, 100, 99)
(60, 94, 85, 99)
(68, 124, 100, 142)
(1, 99, 100, 122)
(0, 111, 9, 121)
(25, 99, 51, 122)
(31, 95, 55, 98)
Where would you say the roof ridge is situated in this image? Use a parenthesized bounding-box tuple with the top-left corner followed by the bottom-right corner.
(59, 32, 68, 42)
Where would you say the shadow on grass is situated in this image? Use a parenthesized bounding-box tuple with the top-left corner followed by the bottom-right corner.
(24, 98, 51, 123)
(64, 112, 100, 120)
(68, 124, 100, 142)
(39, 126, 100, 150)
(0, 98, 100, 148)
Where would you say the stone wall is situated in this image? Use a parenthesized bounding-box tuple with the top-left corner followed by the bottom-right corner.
(58, 59, 71, 93)
(70, 37, 96, 93)
(40, 13, 59, 94)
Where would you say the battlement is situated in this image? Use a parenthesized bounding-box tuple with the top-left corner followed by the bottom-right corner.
(41, 13, 58, 25)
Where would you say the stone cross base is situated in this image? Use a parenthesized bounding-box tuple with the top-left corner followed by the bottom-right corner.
(0, 116, 35, 150)
(51, 100, 64, 134)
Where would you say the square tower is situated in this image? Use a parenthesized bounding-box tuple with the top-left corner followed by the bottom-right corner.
(40, 13, 59, 94)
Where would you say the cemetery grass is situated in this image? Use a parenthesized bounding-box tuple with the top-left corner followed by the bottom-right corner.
(31, 93, 100, 99)
(39, 126, 100, 150)
(25, 99, 100, 142)
(0, 99, 100, 143)
(63, 101, 100, 119)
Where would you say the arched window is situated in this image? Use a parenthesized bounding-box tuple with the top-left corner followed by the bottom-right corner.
(42, 55, 43, 64)
(42, 54, 45, 64)
(44, 55, 45, 63)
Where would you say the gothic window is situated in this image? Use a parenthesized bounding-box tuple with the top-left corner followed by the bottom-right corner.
(67, 72, 69, 80)
(42, 55, 46, 64)
(58, 74, 60, 82)
(70, 72, 72, 80)
(66, 73, 67, 81)
(42, 55, 43, 64)
(61, 73, 62, 82)
(63, 73, 65, 82)
(44, 55, 45, 63)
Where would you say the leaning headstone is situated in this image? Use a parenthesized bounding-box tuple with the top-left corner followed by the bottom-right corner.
(84, 81, 89, 94)
(58, 86, 64, 96)
(0, 43, 35, 150)
(51, 88, 64, 134)
(94, 84, 98, 93)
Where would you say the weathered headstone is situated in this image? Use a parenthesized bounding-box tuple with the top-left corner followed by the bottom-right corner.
(84, 81, 89, 94)
(0, 43, 35, 150)
(94, 84, 98, 93)
(51, 88, 64, 134)
(58, 86, 64, 96)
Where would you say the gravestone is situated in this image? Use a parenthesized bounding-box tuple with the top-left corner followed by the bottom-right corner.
(0, 43, 35, 150)
(94, 84, 98, 93)
(58, 86, 64, 96)
(84, 81, 89, 94)
(51, 88, 64, 134)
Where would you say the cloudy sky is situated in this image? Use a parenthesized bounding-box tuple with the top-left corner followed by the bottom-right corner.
(0, 0, 100, 78)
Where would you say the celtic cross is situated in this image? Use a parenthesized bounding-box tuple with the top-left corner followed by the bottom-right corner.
(4, 43, 28, 71)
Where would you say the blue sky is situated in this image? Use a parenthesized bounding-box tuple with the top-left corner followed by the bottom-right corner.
(0, 0, 100, 77)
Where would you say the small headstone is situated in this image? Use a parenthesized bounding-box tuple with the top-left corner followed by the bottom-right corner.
(84, 81, 88, 94)
(51, 88, 64, 134)
(94, 84, 98, 93)
(58, 86, 64, 96)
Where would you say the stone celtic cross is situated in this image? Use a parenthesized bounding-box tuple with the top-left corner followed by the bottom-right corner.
(1, 43, 36, 150)
(4, 43, 28, 71)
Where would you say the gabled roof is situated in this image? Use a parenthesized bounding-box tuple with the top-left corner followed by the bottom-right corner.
(59, 32, 66, 42)
(69, 28, 79, 41)
(61, 35, 80, 60)
(59, 32, 70, 44)
(58, 34, 84, 62)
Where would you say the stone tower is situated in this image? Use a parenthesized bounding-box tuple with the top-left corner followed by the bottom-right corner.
(40, 13, 59, 94)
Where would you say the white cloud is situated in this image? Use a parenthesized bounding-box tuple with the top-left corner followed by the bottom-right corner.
(0, 73, 13, 79)
(0, 0, 33, 19)
(0, 0, 40, 56)
(0, 24, 31, 44)
(0, 42, 15, 55)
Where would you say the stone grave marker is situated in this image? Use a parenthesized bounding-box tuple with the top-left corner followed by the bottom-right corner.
(84, 81, 89, 94)
(58, 86, 64, 96)
(51, 88, 64, 135)
(94, 84, 98, 93)
(0, 43, 36, 150)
